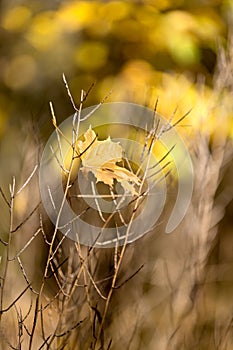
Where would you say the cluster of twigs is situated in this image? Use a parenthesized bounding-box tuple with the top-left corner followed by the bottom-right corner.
(1, 40, 233, 349)
(0, 75, 176, 349)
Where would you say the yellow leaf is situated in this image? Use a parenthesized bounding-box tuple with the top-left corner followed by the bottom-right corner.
(77, 126, 140, 195)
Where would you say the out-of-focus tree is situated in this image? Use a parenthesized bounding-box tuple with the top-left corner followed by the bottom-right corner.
(0, 0, 231, 140)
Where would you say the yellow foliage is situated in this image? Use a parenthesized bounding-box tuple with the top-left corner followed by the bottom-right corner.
(99, 65, 233, 142)
(57, 1, 98, 32)
(2, 6, 31, 32)
(26, 11, 61, 51)
(3, 55, 37, 89)
(0, 0, 232, 142)
(98, 1, 131, 22)
(74, 42, 108, 71)
(194, 8, 225, 41)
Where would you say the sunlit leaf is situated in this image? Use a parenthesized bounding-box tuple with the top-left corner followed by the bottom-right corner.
(77, 126, 141, 195)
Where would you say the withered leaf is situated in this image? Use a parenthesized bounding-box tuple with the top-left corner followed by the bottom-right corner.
(77, 126, 140, 195)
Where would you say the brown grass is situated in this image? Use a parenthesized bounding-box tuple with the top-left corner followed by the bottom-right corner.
(0, 45, 233, 350)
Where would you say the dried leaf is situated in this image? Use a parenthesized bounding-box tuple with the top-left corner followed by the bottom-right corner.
(77, 126, 140, 195)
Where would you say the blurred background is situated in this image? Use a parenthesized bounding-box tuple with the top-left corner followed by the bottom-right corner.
(0, 0, 232, 180)
(0, 0, 232, 135)
(0, 1, 233, 349)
